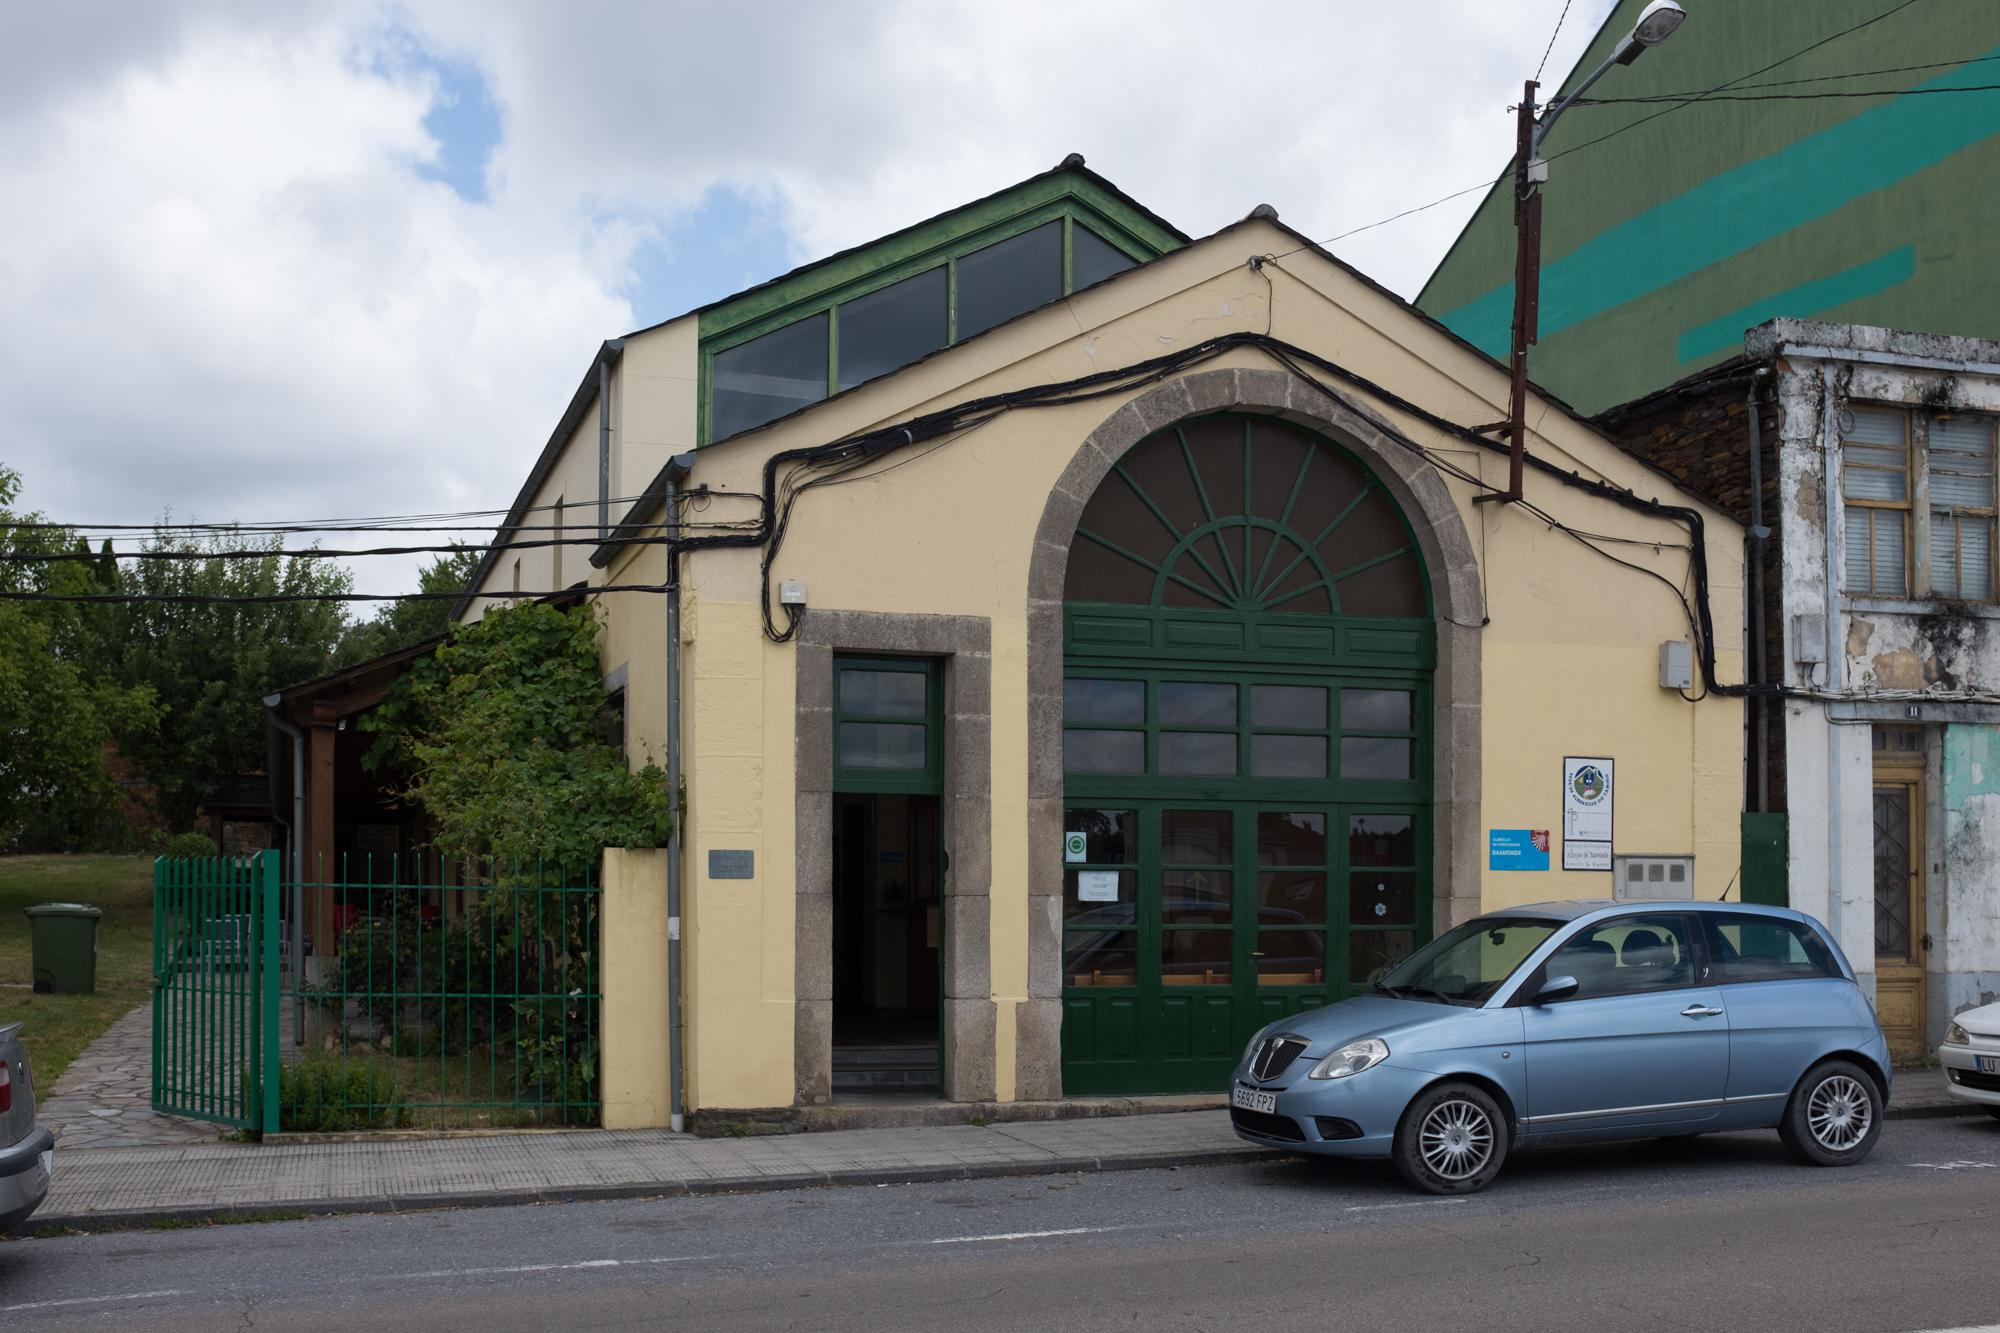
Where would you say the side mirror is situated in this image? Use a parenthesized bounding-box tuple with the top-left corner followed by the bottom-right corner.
(1534, 974, 1579, 1004)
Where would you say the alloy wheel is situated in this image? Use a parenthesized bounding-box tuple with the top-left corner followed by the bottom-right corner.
(1807, 1074, 1873, 1152)
(1418, 1098, 1495, 1180)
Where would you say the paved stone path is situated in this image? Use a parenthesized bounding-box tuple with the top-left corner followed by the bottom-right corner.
(36, 1002, 219, 1149)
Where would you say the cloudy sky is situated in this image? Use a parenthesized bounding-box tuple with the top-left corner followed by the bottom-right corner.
(0, 0, 1614, 598)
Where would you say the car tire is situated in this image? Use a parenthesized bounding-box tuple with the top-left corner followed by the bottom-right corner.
(1778, 1059, 1883, 1167)
(1392, 1081, 1509, 1195)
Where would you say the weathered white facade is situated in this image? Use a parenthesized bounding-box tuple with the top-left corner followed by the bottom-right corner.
(1762, 320, 2000, 1053)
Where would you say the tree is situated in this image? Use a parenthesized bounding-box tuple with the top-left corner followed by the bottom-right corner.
(0, 466, 157, 848)
(96, 528, 354, 830)
(335, 545, 481, 667)
(361, 600, 671, 871)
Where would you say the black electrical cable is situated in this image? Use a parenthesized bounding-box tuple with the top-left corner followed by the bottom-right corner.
(1541, 0, 1926, 165)
(1578, 83, 2000, 104)
(0, 534, 666, 564)
(0, 584, 671, 605)
(664, 328, 1753, 695)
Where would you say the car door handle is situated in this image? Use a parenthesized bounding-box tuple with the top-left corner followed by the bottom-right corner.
(1681, 1004, 1724, 1018)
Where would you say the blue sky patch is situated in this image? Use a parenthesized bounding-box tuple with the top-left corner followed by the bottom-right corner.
(366, 27, 501, 204)
(622, 184, 796, 326)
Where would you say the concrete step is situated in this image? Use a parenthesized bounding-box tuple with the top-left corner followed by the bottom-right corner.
(833, 1044, 939, 1072)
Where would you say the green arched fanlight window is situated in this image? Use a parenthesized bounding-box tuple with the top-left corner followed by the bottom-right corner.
(1064, 415, 1429, 618)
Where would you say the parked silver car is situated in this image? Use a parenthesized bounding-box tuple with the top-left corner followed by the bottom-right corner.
(0, 1021, 54, 1234)
(1231, 900, 1892, 1194)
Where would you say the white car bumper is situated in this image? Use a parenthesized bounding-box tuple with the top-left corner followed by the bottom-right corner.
(1940, 1042, 2000, 1108)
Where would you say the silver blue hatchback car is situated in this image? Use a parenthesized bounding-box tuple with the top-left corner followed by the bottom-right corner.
(1230, 900, 1891, 1194)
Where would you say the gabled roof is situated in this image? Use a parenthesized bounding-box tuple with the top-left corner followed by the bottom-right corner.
(454, 156, 1186, 619)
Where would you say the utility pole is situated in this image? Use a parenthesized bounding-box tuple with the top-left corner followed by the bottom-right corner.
(1473, 1, 1687, 505)
(1476, 79, 1543, 506)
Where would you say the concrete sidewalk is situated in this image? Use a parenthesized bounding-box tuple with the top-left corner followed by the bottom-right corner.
(34, 1110, 1263, 1231)
(27, 1066, 1979, 1232)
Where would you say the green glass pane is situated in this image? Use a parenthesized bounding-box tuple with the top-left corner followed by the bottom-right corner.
(836, 266, 946, 391)
(1064, 678, 1144, 725)
(1252, 684, 1327, 729)
(1348, 815, 1416, 866)
(838, 669, 926, 718)
(1064, 808, 1137, 864)
(1349, 871, 1417, 925)
(838, 721, 926, 769)
(1064, 729, 1144, 774)
(1257, 812, 1326, 866)
(1160, 681, 1236, 726)
(711, 313, 828, 439)
(1162, 809, 1232, 864)
(1161, 732, 1235, 775)
(1072, 224, 1137, 289)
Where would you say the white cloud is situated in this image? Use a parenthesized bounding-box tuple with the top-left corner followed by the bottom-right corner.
(0, 0, 1614, 594)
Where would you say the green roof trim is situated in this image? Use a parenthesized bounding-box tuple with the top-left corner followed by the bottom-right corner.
(695, 161, 1186, 443)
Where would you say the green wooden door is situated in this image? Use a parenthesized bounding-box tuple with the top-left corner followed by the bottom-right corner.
(1058, 413, 1435, 1097)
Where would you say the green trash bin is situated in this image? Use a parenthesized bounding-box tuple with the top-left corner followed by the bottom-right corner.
(26, 902, 102, 994)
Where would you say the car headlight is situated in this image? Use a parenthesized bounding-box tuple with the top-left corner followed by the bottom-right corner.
(1308, 1037, 1390, 1080)
(1945, 1021, 1971, 1047)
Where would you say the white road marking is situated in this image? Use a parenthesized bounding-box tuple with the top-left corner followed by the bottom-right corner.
(1345, 1199, 1470, 1213)
(402, 1257, 695, 1280)
(929, 1226, 1124, 1245)
(1, 1290, 188, 1315)
(1908, 1161, 1997, 1171)
(1904, 1326, 2000, 1332)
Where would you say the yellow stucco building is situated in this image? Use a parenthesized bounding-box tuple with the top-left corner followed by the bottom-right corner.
(459, 159, 1744, 1121)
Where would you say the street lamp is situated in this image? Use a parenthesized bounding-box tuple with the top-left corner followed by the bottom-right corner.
(1477, 1, 1687, 504)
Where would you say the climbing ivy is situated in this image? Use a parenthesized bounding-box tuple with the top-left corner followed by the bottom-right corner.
(362, 600, 672, 872)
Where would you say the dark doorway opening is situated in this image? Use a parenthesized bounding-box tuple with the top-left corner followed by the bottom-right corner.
(832, 792, 941, 1094)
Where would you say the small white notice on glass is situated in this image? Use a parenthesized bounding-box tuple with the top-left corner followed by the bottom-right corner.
(1064, 831, 1088, 863)
(1077, 871, 1120, 903)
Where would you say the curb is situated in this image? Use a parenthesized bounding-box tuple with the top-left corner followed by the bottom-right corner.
(26, 1102, 1987, 1235)
(26, 1145, 1278, 1236)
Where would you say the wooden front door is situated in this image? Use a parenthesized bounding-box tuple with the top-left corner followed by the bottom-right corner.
(1870, 765, 1926, 1061)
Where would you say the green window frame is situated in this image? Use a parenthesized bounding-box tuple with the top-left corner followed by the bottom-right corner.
(1061, 667, 1429, 799)
(832, 655, 943, 794)
(701, 212, 1150, 443)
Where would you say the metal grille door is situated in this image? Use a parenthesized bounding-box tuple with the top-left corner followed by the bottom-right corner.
(152, 852, 281, 1132)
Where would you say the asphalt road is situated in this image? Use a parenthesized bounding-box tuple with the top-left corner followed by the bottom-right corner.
(4, 1115, 2000, 1333)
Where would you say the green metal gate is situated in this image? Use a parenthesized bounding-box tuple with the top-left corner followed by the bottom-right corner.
(151, 851, 281, 1132)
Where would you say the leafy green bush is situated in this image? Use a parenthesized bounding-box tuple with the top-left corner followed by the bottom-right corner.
(159, 831, 219, 860)
(277, 1057, 411, 1132)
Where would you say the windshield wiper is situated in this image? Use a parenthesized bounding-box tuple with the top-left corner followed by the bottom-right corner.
(1372, 982, 1460, 1005)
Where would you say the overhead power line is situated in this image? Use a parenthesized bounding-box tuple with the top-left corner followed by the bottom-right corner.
(1299, 0, 1936, 260)
(1580, 82, 2000, 105)
(1535, 0, 1577, 84)
(0, 584, 673, 606)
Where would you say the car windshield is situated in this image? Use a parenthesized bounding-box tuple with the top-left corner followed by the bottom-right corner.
(1373, 915, 1561, 1005)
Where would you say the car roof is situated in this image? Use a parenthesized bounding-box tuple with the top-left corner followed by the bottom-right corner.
(1498, 899, 1803, 924)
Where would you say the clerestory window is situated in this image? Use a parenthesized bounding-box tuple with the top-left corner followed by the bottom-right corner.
(707, 218, 1140, 442)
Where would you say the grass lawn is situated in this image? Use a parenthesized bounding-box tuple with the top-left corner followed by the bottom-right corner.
(0, 855, 154, 1087)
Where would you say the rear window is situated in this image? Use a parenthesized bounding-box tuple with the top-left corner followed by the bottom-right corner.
(1702, 912, 1841, 983)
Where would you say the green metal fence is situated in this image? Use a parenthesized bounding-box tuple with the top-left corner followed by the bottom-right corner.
(152, 852, 281, 1132)
(282, 857, 602, 1131)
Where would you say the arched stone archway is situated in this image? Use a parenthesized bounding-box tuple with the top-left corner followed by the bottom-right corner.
(1015, 367, 1484, 1100)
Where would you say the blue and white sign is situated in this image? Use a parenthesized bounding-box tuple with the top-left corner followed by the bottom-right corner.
(1489, 828, 1551, 872)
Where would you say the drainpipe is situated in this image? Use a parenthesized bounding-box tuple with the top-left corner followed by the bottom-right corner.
(1819, 370, 1847, 951)
(263, 694, 305, 1046)
(663, 451, 695, 1132)
(1747, 368, 1771, 812)
(598, 356, 613, 541)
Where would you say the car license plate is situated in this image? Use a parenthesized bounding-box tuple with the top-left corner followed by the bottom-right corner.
(1232, 1086, 1276, 1114)
(1978, 1055, 2000, 1075)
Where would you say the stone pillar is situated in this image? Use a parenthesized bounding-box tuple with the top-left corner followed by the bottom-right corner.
(601, 848, 672, 1129)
